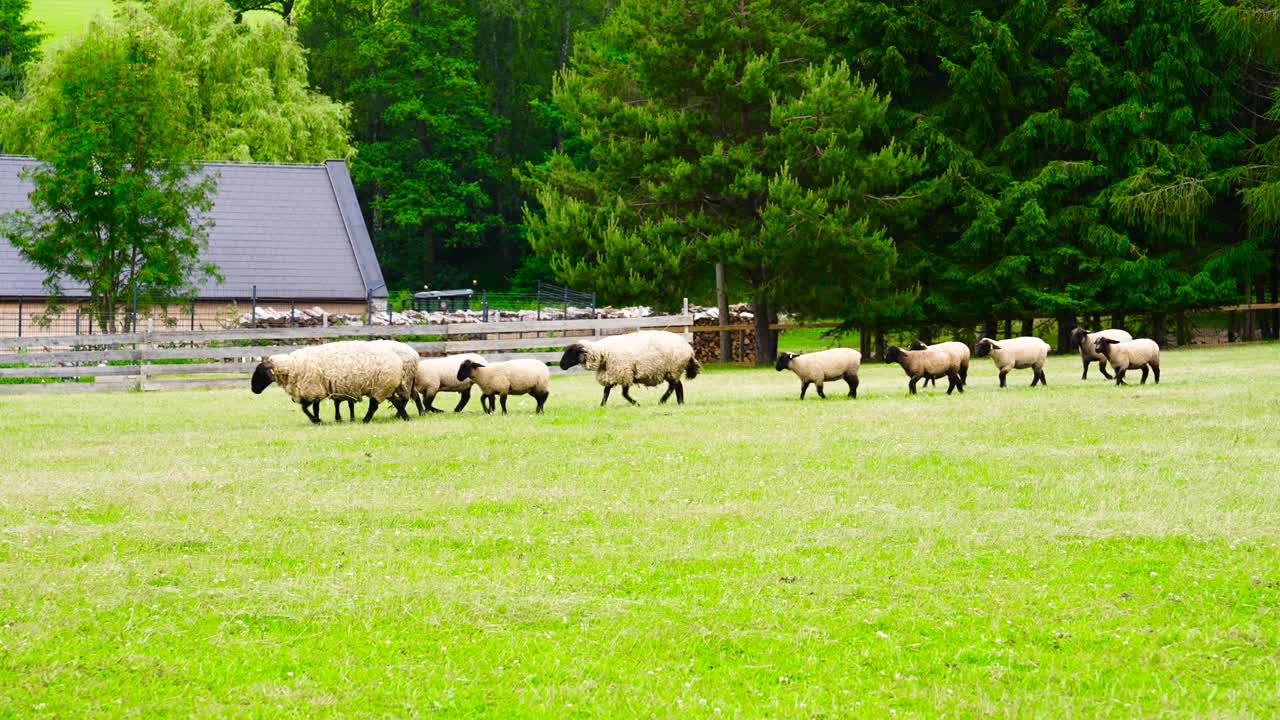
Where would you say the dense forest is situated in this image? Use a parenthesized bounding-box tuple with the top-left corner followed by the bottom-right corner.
(2, 0, 1278, 355)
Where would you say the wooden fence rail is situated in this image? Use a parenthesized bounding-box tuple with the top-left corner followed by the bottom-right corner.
(0, 314, 693, 395)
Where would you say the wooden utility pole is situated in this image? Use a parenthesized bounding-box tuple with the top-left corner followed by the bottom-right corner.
(716, 262, 730, 362)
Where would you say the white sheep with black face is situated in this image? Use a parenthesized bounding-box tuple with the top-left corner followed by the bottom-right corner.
(558, 330, 701, 407)
(1070, 327, 1133, 380)
(1093, 337, 1161, 386)
(251, 341, 411, 424)
(975, 336, 1051, 387)
(414, 353, 485, 414)
(908, 340, 970, 387)
(456, 359, 550, 414)
(774, 348, 861, 400)
(884, 345, 966, 395)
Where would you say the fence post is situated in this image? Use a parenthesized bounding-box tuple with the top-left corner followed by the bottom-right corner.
(563, 286, 569, 319)
(75, 307, 81, 337)
(17, 297, 22, 338)
(591, 292, 597, 320)
(682, 297, 690, 341)
(131, 283, 138, 333)
(366, 288, 373, 324)
(291, 302, 296, 327)
(190, 301, 196, 332)
(139, 317, 154, 391)
(482, 290, 489, 322)
(251, 285, 258, 328)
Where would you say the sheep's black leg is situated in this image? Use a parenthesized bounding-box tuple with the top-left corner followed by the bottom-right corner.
(347, 399, 355, 420)
(999, 370, 1008, 388)
(333, 400, 343, 422)
(621, 386, 638, 405)
(453, 388, 471, 412)
(423, 393, 444, 414)
(846, 373, 858, 398)
(1081, 357, 1090, 380)
(815, 384, 826, 399)
(960, 365, 969, 385)
(1099, 360, 1113, 379)
(1153, 365, 1160, 384)
(499, 395, 508, 415)
(533, 390, 548, 414)
(908, 376, 919, 395)
(674, 381, 684, 405)
(411, 391, 424, 415)
(362, 399, 380, 423)
(952, 370, 964, 394)
(301, 402, 320, 424)
(483, 394, 495, 415)
(1115, 369, 1126, 386)
(799, 381, 809, 400)
(391, 397, 410, 421)
(600, 385, 612, 407)
(660, 381, 675, 403)
(1140, 366, 1149, 384)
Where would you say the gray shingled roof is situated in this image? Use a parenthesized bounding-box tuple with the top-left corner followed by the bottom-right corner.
(0, 156, 387, 300)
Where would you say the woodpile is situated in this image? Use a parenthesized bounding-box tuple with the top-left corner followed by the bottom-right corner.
(690, 304, 756, 364)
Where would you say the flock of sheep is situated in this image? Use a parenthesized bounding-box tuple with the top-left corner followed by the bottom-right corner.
(250, 327, 1162, 423)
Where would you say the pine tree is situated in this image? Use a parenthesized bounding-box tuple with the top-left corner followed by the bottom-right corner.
(0, 0, 42, 96)
(523, 0, 920, 363)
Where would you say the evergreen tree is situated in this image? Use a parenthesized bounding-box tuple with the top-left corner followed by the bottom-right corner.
(523, 0, 920, 363)
(0, 0, 42, 96)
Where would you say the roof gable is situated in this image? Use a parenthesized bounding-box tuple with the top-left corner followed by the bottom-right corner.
(0, 156, 387, 300)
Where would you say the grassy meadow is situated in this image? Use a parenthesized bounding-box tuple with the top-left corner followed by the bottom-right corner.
(1, 343, 1279, 716)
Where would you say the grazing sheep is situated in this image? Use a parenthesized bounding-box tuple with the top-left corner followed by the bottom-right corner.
(559, 330, 701, 406)
(414, 353, 485, 414)
(1093, 337, 1161, 386)
(456, 358, 550, 414)
(251, 341, 411, 423)
(368, 339, 423, 411)
(884, 345, 965, 395)
(975, 336, 1050, 387)
(1069, 327, 1133, 380)
(908, 340, 970, 387)
(775, 348, 861, 399)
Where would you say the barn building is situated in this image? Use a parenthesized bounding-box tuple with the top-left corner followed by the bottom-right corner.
(0, 156, 387, 336)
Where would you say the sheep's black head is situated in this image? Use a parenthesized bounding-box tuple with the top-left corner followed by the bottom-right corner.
(559, 344, 587, 370)
(1093, 336, 1116, 358)
(775, 352, 795, 372)
(251, 361, 274, 394)
(908, 339, 929, 351)
(975, 338, 998, 358)
(457, 359, 484, 382)
(884, 346, 905, 364)
(1069, 327, 1088, 350)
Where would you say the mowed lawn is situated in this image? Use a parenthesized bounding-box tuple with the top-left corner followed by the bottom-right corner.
(1, 344, 1278, 717)
(29, 0, 114, 48)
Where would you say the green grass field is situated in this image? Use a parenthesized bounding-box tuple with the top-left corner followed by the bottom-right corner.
(29, 0, 114, 48)
(2, 344, 1279, 716)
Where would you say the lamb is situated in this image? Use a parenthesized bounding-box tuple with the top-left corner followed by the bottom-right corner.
(559, 330, 701, 406)
(908, 340, 970, 387)
(251, 341, 411, 423)
(884, 345, 966, 395)
(414, 353, 485, 414)
(975, 336, 1050, 387)
(1069, 327, 1133, 380)
(456, 358, 550, 414)
(1093, 337, 1161, 386)
(774, 348, 861, 399)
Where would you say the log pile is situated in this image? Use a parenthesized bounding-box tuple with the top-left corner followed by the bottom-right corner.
(690, 304, 756, 364)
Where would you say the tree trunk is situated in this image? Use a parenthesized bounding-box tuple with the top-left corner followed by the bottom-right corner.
(1270, 250, 1278, 339)
(1020, 317, 1034, 337)
(860, 326, 871, 359)
(1176, 310, 1188, 347)
(874, 329, 886, 361)
(919, 324, 933, 345)
(1110, 312, 1125, 331)
(1056, 312, 1076, 354)
(716, 262, 730, 363)
(1257, 278, 1271, 340)
(1003, 318, 1012, 338)
(751, 297, 775, 366)
(981, 317, 997, 340)
(1152, 312, 1167, 347)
